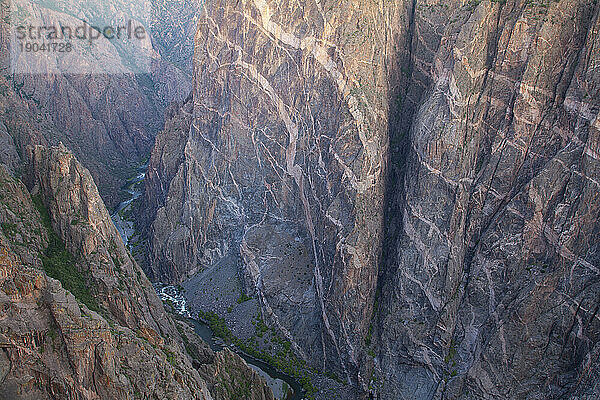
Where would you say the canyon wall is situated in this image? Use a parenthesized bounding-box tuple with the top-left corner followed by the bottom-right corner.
(144, 0, 409, 382)
(143, 0, 600, 398)
(1, 0, 198, 206)
(0, 141, 274, 399)
(377, 0, 600, 398)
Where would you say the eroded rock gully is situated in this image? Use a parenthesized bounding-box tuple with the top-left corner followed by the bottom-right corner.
(142, 0, 600, 398)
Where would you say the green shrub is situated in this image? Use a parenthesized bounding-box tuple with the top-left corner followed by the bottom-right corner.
(164, 348, 177, 367)
(33, 196, 99, 311)
(198, 310, 317, 398)
(236, 291, 252, 304)
(1, 222, 18, 237)
(365, 323, 373, 347)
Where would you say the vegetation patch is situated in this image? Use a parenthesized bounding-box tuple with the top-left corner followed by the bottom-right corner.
(1, 222, 18, 237)
(198, 310, 318, 398)
(236, 291, 252, 304)
(164, 348, 177, 367)
(33, 195, 99, 312)
(215, 364, 253, 399)
(443, 339, 459, 382)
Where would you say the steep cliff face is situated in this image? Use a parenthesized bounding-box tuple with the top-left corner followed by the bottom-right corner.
(142, 0, 600, 398)
(0, 72, 52, 169)
(0, 162, 213, 400)
(141, 97, 193, 247)
(199, 348, 276, 400)
(0, 145, 275, 400)
(27, 143, 180, 336)
(145, 0, 406, 381)
(1, 0, 197, 207)
(0, 121, 20, 175)
(151, 0, 200, 75)
(377, 0, 600, 398)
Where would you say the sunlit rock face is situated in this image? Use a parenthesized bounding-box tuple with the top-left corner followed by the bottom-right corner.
(143, 0, 600, 398)
(144, 0, 403, 383)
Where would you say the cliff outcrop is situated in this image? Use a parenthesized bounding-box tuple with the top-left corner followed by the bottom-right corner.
(0, 144, 275, 400)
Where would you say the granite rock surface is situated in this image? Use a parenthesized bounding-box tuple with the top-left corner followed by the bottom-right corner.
(142, 0, 600, 398)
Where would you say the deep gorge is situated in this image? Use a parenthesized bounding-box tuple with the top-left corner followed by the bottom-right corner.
(1, 0, 599, 399)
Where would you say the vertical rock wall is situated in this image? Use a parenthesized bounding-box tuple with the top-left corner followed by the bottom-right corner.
(143, 0, 600, 397)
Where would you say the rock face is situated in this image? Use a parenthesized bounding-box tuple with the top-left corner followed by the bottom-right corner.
(143, 0, 600, 398)
(1, 0, 198, 207)
(144, 0, 400, 381)
(27, 143, 179, 336)
(377, 0, 600, 399)
(140, 97, 194, 273)
(199, 348, 275, 400)
(0, 162, 213, 400)
(0, 122, 20, 175)
(0, 145, 275, 400)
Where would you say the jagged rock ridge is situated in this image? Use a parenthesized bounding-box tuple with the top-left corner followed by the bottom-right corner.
(0, 143, 275, 400)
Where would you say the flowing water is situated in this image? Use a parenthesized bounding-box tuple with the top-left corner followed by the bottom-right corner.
(156, 284, 303, 400)
(110, 165, 303, 400)
(111, 165, 147, 246)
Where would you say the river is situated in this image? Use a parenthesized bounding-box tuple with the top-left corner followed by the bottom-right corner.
(156, 284, 303, 400)
(110, 164, 147, 247)
(111, 164, 303, 400)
